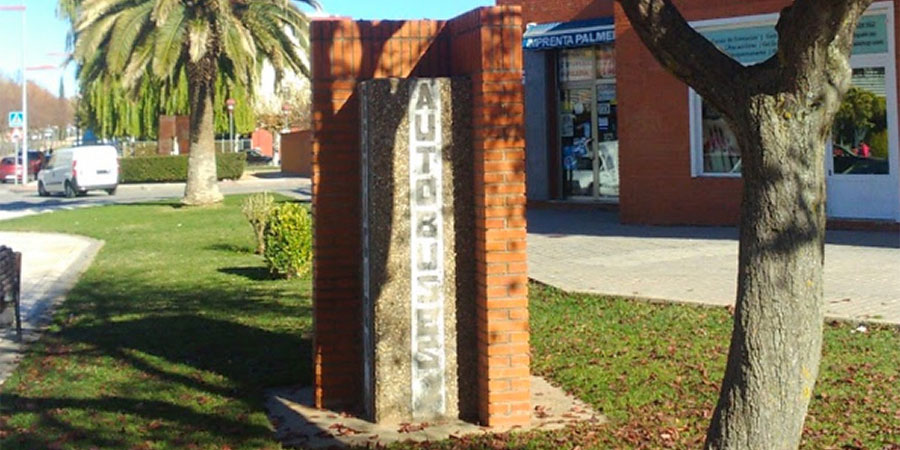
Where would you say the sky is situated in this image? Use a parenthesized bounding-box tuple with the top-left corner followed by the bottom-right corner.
(0, 0, 496, 101)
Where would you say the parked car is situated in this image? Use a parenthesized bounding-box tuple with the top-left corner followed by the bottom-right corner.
(243, 148, 273, 164)
(0, 151, 43, 183)
(37, 145, 119, 197)
(832, 144, 889, 175)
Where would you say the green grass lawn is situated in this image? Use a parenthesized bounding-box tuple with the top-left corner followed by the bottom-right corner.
(0, 197, 312, 449)
(1, 200, 897, 449)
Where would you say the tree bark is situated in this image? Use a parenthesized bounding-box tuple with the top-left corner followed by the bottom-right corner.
(615, 0, 873, 448)
(703, 97, 830, 449)
(183, 57, 224, 206)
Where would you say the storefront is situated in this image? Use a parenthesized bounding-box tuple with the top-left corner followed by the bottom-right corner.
(522, 18, 619, 202)
(508, 0, 900, 224)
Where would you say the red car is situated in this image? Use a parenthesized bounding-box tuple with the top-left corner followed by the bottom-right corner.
(0, 151, 44, 183)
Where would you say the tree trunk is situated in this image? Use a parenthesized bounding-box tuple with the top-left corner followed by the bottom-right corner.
(183, 60, 223, 206)
(613, 1, 872, 448)
(704, 98, 829, 449)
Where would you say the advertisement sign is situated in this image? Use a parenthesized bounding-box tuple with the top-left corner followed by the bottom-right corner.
(700, 14, 888, 65)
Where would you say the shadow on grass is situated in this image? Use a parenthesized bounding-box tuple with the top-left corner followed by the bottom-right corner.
(206, 243, 255, 254)
(0, 276, 312, 448)
(219, 267, 275, 281)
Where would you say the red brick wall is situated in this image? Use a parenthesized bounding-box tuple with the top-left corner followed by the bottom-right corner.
(250, 129, 273, 157)
(157, 115, 190, 155)
(497, 0, 613, 26)
(615, 0, 899, 225)
(311, 6, 530, 427)
(449, 8, 531, 428)
(280, 130, 312, 176)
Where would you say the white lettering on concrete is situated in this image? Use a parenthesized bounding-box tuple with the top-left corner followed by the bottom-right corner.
(409, 79, 446, 417)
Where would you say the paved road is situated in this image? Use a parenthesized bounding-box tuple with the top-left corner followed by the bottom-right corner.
(0, 173, 311, 221)
(528, 209, 900, 325)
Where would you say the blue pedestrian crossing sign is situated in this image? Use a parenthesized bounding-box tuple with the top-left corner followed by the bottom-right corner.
(8, 111, 24, 128)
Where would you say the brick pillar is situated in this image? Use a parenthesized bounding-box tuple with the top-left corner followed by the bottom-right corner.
(451, 7, 530, 428)
(311, 7, 529, 426)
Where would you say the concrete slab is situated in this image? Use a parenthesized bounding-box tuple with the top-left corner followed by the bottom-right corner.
(527, 209, 900, 325)
(0, 232, 102, 385)
(265, 376, 605, 448)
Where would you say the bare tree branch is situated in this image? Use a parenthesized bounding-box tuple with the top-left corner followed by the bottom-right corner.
(772, 0, 874, 93)
(617, 0, 747, 108)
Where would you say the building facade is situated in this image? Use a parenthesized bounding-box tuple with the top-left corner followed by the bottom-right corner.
(500, 0, 900, 225)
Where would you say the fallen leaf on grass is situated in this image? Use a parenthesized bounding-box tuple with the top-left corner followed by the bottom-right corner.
(398, 422, 429, 433)
(328, 423, 360, 436)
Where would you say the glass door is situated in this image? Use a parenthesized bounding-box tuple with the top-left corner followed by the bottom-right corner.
(560, 86, 595, 198)
(557, 46, 619, 201)
(595, 80, 619, 197)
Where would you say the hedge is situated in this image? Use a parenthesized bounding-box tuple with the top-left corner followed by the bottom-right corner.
(119, 153, 245, 183)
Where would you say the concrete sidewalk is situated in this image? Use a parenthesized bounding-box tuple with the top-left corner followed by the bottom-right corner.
(528, 209, 900, 325)
(0, 232, 102, 385)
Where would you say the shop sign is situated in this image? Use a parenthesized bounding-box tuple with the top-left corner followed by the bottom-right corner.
(700, 14, 887, 65)
(523, 18, 615, 51)
(525, 28, 615, 50)
(408, 79, 447, 417)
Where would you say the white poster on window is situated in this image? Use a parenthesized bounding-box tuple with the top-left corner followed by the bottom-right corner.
(559, 49, 595, 82)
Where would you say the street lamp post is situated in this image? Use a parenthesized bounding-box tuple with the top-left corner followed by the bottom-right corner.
(1, 5, 26, 185)
(21, 7, 27, 183)
(225, 98, 236, 153)
(278, 103, 291, 166)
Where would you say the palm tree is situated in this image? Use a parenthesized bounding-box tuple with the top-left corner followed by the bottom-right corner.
(70, 0, 319, 205)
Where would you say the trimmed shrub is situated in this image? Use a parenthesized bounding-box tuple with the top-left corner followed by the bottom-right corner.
(216, 153, 246, 180)
(263, 202, 312, 279)
(242, 192, 276, 254)
(119, 153, 245, 183)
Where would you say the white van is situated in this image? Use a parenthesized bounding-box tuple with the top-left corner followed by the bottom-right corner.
(37, 145, 119, 197)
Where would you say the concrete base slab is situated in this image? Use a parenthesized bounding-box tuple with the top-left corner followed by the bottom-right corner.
(265, 376, 605, 448)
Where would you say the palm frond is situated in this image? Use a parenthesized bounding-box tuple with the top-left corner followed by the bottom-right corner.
(151, 4, 187, 79)
(188, 19, 211, 63)
(151, 0, 181, 25)
(75, 0, 133, 32)
(106, 2, 153, 72)
(73, 12, 120, 61)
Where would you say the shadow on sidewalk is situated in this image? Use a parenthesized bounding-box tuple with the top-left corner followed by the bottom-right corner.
(527, 209, 900, 249)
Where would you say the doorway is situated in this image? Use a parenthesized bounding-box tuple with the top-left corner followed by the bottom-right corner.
(558, 80, 619, 200)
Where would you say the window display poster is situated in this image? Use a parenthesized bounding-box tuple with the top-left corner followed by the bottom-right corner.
(702, 104, 741, 173)
(598, 117, 609, 131)
(559, 49, 595, 82)
(597, 84, 616, 103)
(561, 113, 575, 137)
(595, 45, 615, 79)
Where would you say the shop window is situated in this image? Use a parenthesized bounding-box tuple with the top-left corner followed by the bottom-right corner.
(699, 99, 741, 174)
(831, 67, 890, 175)
(559, 45, 616, 83)
(689, 9, 894, 179)
(595, 45, 615, 80)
